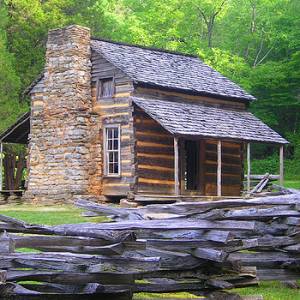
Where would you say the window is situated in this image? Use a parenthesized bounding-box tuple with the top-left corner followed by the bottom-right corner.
(104, 126, 120, 176)
(97, 77, 114, 100)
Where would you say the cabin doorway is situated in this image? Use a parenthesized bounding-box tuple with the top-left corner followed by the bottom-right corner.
(181, 139, 204, 194)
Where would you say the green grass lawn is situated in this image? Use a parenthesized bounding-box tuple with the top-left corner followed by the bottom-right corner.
(0, 204, 107, 225)
(283, 179, 300, 189)
(0, 204, 299, 300)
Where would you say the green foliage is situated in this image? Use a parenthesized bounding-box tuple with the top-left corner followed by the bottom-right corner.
(251, 156, 300, 180)
(0, 1, 27, 132)
(233, 280, 300, 300)
(0, 0, 299, 176)
(251, 156, 280, 176)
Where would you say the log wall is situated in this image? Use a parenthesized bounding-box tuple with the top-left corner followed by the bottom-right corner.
(133, 87, 245, 197)
(133, 107, 175, 194)
(134, 87, 247, 110)
(89, 51, 135, 196)
(204, 140, 243, 196)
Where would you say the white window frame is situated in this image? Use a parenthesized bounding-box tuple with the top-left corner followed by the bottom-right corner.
(103, 124, 121, 177)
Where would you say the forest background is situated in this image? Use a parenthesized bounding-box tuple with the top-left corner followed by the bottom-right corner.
(0, 0, 299, 180)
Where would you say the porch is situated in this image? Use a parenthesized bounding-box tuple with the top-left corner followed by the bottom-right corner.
(133, 97, 288, 201)
(0, 112, 29, 199)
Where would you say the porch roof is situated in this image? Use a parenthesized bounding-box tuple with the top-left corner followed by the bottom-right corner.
(0, 112, 30, 144)
(132, 97, 288, 145)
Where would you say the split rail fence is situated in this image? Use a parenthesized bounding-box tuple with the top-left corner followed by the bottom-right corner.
(0, 192, 300, 299)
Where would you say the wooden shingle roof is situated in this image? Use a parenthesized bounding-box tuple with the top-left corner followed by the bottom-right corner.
(91, 39, 256, 102)
(133, 97, 288, 144)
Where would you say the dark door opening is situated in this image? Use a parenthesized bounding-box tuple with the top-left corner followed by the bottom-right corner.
(183, 140, 202, 192)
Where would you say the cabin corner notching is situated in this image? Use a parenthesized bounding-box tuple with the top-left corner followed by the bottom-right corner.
(0, 24, 288, 202)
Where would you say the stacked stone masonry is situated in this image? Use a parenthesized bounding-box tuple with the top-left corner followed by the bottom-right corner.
(25, 25, 93, 202)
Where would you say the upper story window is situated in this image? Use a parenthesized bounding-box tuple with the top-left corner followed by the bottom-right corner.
(104, 125, 121, 176)
(97, 77, 114, 100)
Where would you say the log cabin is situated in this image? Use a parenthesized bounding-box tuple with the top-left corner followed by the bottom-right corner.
(0, 25, 288, 203)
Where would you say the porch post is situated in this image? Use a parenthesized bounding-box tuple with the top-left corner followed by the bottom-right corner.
(279, 145, 284, 186)
(174, 137, 180, 196)
(247, 143, 251, 193)
(0, 143, 3, 191)
(217, 140, 222, 197)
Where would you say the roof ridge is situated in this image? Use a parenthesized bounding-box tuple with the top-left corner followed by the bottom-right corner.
(91, 37, 198, 58)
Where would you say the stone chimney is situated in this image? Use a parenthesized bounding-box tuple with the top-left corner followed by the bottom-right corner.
(25, 25, 92, 203)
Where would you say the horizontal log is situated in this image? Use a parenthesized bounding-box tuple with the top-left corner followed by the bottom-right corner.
(138, 178, 175, 185)
(145, 238, 236, 251)
(206, 164, 242, 175)
(137, 152, 174, 160)
(257, 269, 300, 281)
(12, 235, 112, 248)
(132, 247, 203, 269)
(228, 252, 298, 268)
(134, 193, 300, 216)
(7, 270, 135, 285)
(137, 187, 174, 195)
(0, 253, 160, 272)
(52, 219, 257, 232)
(137, 146, 174, 155)
(0, 218, 137, 242)
(1, 283, 132, 300)
(135, 133, 173, 145)
(137, 169, 174, 181)
(0, 282, 41, 296)
(283, 244, 300, 252)
(245, 174, 280, 180)
(192, 247, 228, 262)
(21, 282, 109, 295)
(32, 242, 125, 256)
(75, 200, 144, 221)
(138, 164, 174, 172)
(206, 153, 241, 165)
(255, 236, 297, 248)
(131, 281, 208, 293)
(223, 206, 300, 220)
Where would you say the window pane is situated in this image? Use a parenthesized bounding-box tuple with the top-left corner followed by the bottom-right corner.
(109, 163, 114, 174)
(113, 163, 119, 174)
(113, 152, 119, 164)
(109, 152, 114, 163)
(105, 126, 120, 175)
(113, 139, 118, 150)
(107, 128, 112, 139)
(108, 139, 113, 150)
(113, 129, 118, 138)
(101, 78, 114, 98)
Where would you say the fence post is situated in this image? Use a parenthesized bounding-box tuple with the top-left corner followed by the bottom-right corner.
(279, 145, 284, 186)
(174, 137, 180, 196)
(217, 140, 222, 197)
(0, 143, 3, 191)
(247, 143, 251, 193)
(0, 231, 15, 253)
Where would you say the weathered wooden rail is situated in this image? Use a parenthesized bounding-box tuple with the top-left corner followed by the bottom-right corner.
(0, 192, 300, 299)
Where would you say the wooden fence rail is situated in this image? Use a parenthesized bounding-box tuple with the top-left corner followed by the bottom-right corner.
(0, 192, 300, 299)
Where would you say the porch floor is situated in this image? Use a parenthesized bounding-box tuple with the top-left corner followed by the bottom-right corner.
(133, 194, 243, 204)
